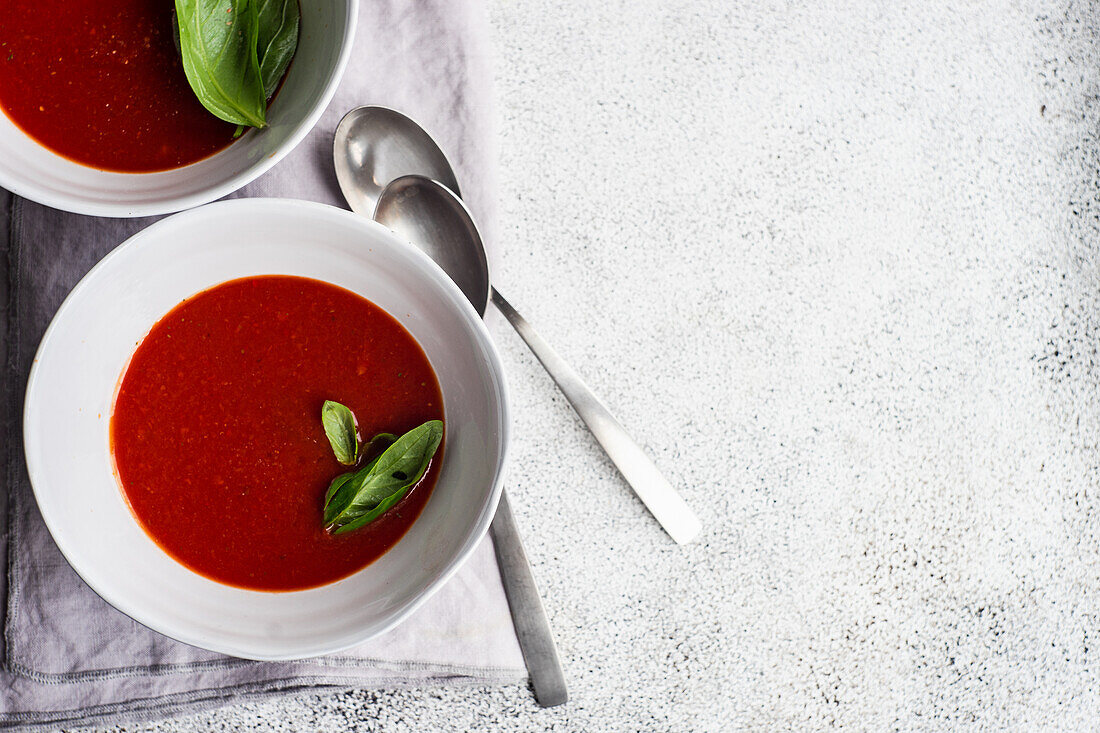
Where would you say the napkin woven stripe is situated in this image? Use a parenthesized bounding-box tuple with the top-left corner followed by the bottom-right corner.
(0, 680, 347, 727)
(2, 195, 25, 675)
(9, 653, 526, 684)
(0, 191, 14, 672)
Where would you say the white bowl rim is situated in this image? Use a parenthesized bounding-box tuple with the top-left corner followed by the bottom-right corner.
(0, 2, 359, 219)
(21, 197, 511, 659)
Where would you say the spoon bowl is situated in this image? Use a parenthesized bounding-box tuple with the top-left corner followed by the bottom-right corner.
(334, 106, 460, 217)
(375, 176, 490, 317)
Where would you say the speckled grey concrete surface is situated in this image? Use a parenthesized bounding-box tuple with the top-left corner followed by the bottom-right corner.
(81, 0, 1100, 730)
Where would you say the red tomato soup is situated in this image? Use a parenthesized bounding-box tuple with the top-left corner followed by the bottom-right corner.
(0, 0, 237, 171)
(110, 276, 445, 591)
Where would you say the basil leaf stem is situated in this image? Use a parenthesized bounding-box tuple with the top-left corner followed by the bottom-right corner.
(321, 400, 359, 465)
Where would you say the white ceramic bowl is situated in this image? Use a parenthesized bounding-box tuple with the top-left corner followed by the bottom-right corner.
(23, 199, 509, 660)
(0, 3, 356, 218)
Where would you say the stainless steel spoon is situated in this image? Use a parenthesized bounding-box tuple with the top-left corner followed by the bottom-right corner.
(335, 106, 702, 545)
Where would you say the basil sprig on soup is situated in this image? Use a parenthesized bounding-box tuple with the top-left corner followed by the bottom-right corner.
(320, 404, 444, 535)
(173, 0, 299, 131)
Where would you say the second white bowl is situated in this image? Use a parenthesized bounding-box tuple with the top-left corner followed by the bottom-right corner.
(0, 2, 357, 217)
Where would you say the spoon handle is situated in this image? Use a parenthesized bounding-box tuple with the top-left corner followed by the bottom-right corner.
(490, 489, 569, 707)
(490, 288, 702, 544)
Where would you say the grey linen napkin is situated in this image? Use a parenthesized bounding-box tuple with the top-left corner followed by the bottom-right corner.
(0, 1, 524, 729)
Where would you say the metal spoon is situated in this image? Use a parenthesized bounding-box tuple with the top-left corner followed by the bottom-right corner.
(335, 106, 702, 545)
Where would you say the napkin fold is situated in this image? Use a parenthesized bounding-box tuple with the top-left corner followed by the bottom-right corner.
(0, 2, 524, 729)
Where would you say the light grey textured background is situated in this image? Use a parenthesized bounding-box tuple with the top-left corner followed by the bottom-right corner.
(90, 0, 1100, 730)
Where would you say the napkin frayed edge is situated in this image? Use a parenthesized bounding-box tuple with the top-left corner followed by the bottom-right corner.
(0, 672, 527, 731)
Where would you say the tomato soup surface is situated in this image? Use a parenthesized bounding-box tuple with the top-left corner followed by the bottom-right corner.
(0, 0, 237, 171)
(111, 276, 444, 591)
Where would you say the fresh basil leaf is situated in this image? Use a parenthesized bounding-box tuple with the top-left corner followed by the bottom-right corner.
(254, 0, 299, 99)
(323, 471, 354, 512)
(321, 400, 359, 465)
(367, 421, 442, 487)
(323, 455, 378, 524)
(322, 432, 400, 524)
(331, 485, 412, 535)
(174, 0, 267, 128)
(365, 432, 397, 458)
(346, 433, 394, 483)
(326, 420, 443, 532)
